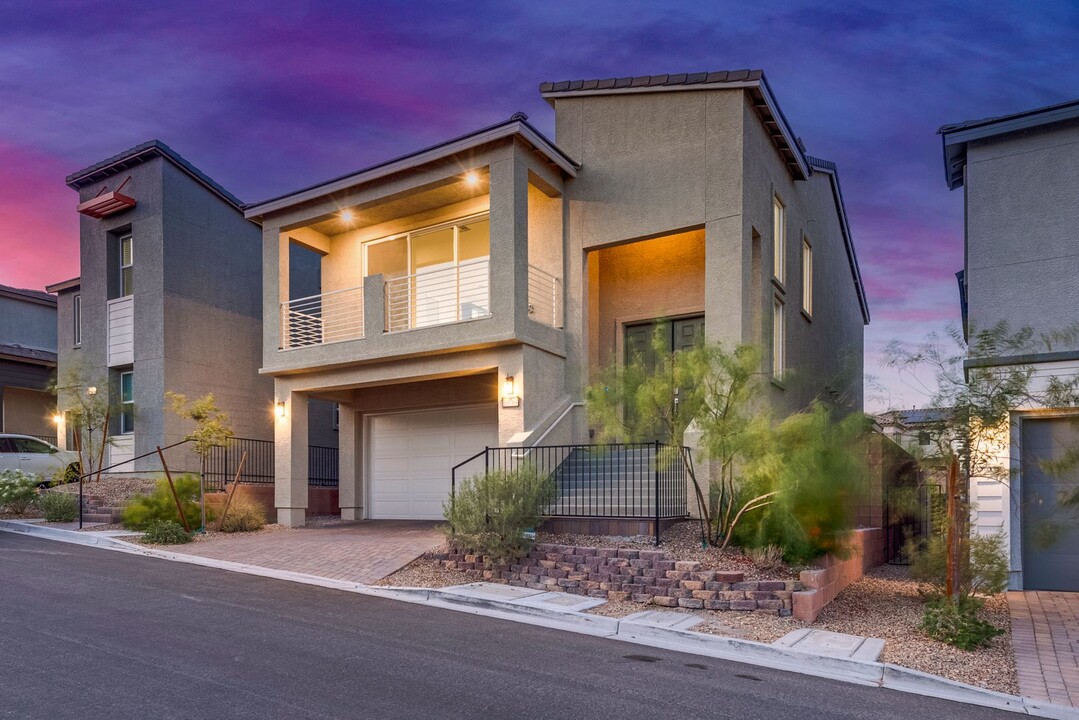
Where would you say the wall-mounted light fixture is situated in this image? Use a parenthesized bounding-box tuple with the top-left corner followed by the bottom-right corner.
(274, 401, 286, 419)
(86, 386, 97, 396)
(52, 413, 63, 425)
(501, 375, 519, 408)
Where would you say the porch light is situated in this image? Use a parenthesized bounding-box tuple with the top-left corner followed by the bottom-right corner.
(52, 413, 63, 425)
(501, 376, 519, 408)
(86, 386, 97, 396)
(340, 209, 355, 222)
(275, 401, 286, 419)
(464, 171, 480, 186)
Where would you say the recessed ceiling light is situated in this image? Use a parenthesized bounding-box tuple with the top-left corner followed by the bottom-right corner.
(340, 209, 354, 222)
(464, 171, 480, 186)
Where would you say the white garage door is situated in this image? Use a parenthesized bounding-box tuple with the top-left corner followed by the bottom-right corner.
(368, 405, 497, 520)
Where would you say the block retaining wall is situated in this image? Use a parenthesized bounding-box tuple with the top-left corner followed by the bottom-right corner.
(433, 543, 802, 615)
(792, 528, 885, 622)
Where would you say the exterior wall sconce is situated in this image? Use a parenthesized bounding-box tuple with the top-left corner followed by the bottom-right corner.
(52, 413, 63, 425)
(275, 401, 286, 419)
(501, 376, 519, 408)
(86, 386, 97, 396)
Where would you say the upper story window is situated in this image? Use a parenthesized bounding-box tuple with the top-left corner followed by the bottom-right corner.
(364, 213, 490, 279)
(119, 234, 133, 297)
(119, 370, 134, 434)
(772, 295, 785, 381)
(802, 237, 813, 317)
(73, 294, 82, 347)
(772, 196, 786, 285)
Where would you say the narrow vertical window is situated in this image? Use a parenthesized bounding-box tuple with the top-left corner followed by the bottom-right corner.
(120, 371, 134, 434)
(120, 234, 133, 297)
(772, 296, 785, 380)
(332, 402, 340, 431)
(73, 294, 82, 347)
(802, 237, 813, 317)
(772, 196, 786, 284)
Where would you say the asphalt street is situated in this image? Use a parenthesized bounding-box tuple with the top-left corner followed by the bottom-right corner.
(0, 532, 1017, 719)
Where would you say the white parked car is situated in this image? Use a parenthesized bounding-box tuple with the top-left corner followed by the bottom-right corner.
(0, 434, 81, 485)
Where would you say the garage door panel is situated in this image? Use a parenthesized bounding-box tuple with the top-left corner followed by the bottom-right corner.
(369, 405, 498, 520)
(1021, 418, 1079, 591)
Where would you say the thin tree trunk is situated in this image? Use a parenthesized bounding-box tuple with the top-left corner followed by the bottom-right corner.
(945, 455, 959, 600)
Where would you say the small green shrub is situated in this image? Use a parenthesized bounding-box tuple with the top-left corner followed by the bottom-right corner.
(219, 499, 266, 533)
(909, 530, 1009, 598)
(443, 466, 555, 562)
(921, 596, 1003, 650)
(142, 519, 192, 545)
(122, 474, 209, 530)
(38, 492, 78, 522)
(0, 470, 40, 514)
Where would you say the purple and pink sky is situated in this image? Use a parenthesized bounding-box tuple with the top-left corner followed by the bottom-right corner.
(2, 1, 1076, 411)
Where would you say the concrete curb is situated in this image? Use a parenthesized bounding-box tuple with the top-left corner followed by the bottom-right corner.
(3, 521, 1076, 718)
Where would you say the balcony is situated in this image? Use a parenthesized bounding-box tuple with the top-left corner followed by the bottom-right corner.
(107, 295, 134, 366)
(385, 258, 490, 332)
(281, 285, 365, 349)
(527, 265, 563, 329)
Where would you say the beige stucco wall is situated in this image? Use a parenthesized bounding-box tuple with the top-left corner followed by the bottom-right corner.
(587, 229, 707, 370)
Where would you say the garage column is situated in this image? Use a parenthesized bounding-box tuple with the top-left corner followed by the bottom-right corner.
(274, 389, 308, 527)
(338, 407, 362, 521)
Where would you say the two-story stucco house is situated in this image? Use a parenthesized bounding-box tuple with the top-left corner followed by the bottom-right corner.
(941, 98, 1079, 592)
(46, 141, 280, 475)
(0, 283, 58, 438)
(246, 70, 869, 528)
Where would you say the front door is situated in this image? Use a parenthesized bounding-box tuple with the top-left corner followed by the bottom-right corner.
(623, 315, 705, 442)
(1021, 418, 1079, 591)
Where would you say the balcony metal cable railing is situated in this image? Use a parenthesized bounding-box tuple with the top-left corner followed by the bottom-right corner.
(384, 258, 490, 332)
(281, 285, 364, 349)
(527, 265, 563, 328)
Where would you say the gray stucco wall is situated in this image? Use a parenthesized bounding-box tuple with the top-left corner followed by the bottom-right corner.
(0, 294, 56, 352)
(964, 117, 1079, 351)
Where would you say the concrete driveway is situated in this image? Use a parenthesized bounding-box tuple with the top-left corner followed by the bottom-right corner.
(171, 520, 443, 584)
(1009, 591, 1079, 707)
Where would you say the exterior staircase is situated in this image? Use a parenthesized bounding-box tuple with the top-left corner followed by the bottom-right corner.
(79, 496, 124, 524)
(549, 446, 665, 516)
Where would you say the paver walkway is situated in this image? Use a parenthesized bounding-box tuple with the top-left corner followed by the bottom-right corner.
(1009, 591, 1079, 707)
(171, 520, 442, 584)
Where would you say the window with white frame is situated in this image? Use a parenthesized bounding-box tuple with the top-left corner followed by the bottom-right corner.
(119, 234, 133, 297)
(802, 237, 813, 317)
(772, 196, 786, 284)
(772, 296, 785, 380)
(73, 294, 82, 347)
(119, 371, 134, 434)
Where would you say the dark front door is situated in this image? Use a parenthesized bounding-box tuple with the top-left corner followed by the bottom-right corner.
(623, 316, 705, 442)
(1021, 418, 1079, 591)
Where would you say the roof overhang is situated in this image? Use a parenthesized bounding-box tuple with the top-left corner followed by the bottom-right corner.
(0, 285, 56, 307)
(540, 73, 809, 181)
(244, 116, 580, 220)
(45, 277, 80, 294)
(806, 156, 870, 325)
(939, 98, 1079, 189)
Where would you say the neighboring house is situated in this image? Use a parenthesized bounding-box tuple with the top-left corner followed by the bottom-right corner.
(876, 407, 950, 456)
(245, 69, 869, 527)
(941, 97, 1079, 591)
(0, 284, 58, 438)
(45, 140, 329, 475)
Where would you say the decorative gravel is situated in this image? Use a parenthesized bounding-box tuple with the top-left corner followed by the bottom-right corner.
(374, 549, 475, 588)
(52, 476, 157, 506)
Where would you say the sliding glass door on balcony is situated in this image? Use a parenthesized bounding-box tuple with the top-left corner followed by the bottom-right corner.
(372, 214, 491, 332)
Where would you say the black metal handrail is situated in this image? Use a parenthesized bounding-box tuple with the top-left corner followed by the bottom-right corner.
(450, 441, 690, 545)
(309, 445, 339, 487)
(201, 438, 339, 491)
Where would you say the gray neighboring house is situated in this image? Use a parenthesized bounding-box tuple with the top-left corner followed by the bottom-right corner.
(941, 97, 1079, 591)
(245, 69, 870, 527)
(45, 141, 307, 474)
(0, 284, 58, 439)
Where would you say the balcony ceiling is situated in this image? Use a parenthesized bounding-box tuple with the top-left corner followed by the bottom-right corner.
(306, 172, 489, 236)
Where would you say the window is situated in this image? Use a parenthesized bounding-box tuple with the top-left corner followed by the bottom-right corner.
(119, 234, 133, 297)
(120, 371, 134, 434)
(332, 402, 339, 431)
(802, 237, 813, 317)
(772, 196, 786, 284)
(772, 296, 785, 380)
(73, 293, 82, 346)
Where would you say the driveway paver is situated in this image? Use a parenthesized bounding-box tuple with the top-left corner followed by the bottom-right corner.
(171, 520, 442, 584)
(1008, 590, 1079, 707)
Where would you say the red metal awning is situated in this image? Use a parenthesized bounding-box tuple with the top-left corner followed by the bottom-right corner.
(77, 190, 136, 218)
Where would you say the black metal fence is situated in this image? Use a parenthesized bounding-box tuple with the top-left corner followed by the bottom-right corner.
(883, 481, 942, 565)
(201, 438, 339, 491)
(451, 442, 690, 544)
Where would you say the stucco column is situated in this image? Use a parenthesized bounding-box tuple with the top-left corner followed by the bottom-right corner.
(363, 274, 385, 337)
(497, 348, 525, 446)
(274, 388, 308, 527)
(338, 406, 363, 520)
(55, 414, 67, 451)
(704, 216, 745, 345)
(488, 148, 529, 334)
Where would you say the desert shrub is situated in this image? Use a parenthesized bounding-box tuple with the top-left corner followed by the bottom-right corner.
(443, 466, 555, 562)
(0, 470, 40, 514)
(746, 544, 786, 572)
(219, 499, 266, 533)
(142, 519, 192, 545)
(921, 596, 1003, 650)
(38, 492, 78, 522)
(735, 404, 869, 564)
(122, 474, 209, 530)
(909, 530, 1009, 598)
